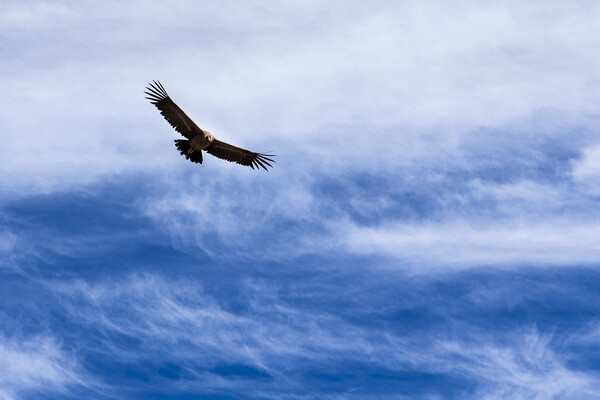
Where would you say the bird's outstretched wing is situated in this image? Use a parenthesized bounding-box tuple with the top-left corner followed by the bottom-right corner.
(205, 139, 275, 170)
(145, 81, 201, 139)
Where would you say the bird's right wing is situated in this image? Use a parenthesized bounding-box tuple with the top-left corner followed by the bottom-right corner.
(205, 139, 275, 171)
(145, 81, 201, 139)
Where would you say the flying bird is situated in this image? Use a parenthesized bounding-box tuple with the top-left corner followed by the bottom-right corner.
(145, 81, 275, 170)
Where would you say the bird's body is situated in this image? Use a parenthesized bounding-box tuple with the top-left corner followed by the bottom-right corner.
(145, 81, 274, 170)
(190, 134, 211, 150)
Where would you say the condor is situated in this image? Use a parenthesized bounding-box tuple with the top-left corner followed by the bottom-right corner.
(145, 81, 275, 170)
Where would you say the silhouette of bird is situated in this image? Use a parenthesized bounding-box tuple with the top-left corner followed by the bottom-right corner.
(145, 81, 275, 170)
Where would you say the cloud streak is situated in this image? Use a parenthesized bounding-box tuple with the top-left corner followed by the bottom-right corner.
(341, 218, 600, 269)
(0, 334, 89, 400)
(46, 273, 599, 399)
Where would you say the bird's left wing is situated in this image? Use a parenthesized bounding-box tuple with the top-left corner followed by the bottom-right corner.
(205, 139, 275, 171)
(145, 81, 201, 139)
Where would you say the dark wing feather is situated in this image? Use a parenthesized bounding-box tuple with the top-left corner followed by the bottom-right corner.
(205, 139, 275, 171)
(145, 81, 201, 139)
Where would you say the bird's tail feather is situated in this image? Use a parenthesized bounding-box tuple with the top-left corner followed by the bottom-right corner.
(174, 140, 203, 164)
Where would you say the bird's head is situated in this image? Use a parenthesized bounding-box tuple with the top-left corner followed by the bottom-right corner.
(204, 132, 214, 144)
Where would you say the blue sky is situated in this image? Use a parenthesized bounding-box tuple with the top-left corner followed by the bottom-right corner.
(2, 1, 600, 399)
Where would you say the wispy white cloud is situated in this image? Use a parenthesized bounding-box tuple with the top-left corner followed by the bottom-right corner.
(341, 218, 600, 269)
(0, 334, 88, 400)
(142, 169, 324, 260)
(435, 330, 599, 400)
(53, 274, 377, 367)
(49, 273, 599, 398)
